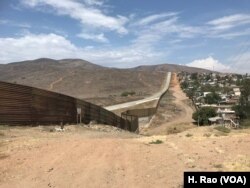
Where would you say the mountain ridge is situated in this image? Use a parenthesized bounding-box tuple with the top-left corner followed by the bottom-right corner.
(0, 58, 212, 106)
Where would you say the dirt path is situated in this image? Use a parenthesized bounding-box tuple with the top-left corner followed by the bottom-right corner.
(145, 73, 195, 135)
(49, 77, 63, 90)
(48, 71, 74, 90)
(166, 73, 194, 125)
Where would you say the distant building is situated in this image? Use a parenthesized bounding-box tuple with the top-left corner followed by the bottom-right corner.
(203, 92, 212, 97)
(233, 88, 241, 96)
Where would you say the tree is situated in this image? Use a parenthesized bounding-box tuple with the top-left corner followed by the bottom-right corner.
(201, 85, 217, 93)
(233, 78, 250, 120)
(180, 81, 188, 89)
(204, 92, 221, 104)
(232, 105, 249, 119)
(192, 107, 217, 125)
(186, 88, 195, 99)
(205, 74, 212, 81)
(191, 73, 198, 80)
(240, 79, 250, 106)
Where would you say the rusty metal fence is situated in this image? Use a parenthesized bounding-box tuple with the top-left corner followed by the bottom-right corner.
(0, 81, 138, 132)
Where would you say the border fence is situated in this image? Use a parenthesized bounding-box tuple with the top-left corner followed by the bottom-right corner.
(0, 81, 138, 132)
(122, 108, 156, 118)
(121, 73, 173, 119)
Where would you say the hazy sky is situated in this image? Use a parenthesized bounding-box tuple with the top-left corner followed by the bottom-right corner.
(0, 0, 250, 73)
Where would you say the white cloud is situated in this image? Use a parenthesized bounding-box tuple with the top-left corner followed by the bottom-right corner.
(83, 0, 104, 6)
(209, 28, 250, 39)
(0, 20, 8, 24)
(0, 33, 162, 67)
(131, 14, 202, 50)
(77, 32, 109, 43)
(186, 56, 231, 72)
(134, 12, 178, 26)
(208, 14, 250, 31)
(229, 52, 250, 74)
(0, 33, 78, 63)
(1, 33, 249, 72)
(0, 19, 31, 28)
(134, 13, 250, 42)
(132, 12, 250, 47)
(21, 0, 128, 34)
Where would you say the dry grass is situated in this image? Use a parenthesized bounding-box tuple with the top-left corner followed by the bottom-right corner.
(213, 164, 223, 169)
(167, 127, 182, 134)
(185, 133, 193, 137)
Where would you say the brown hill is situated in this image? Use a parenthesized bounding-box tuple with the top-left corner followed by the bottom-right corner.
(0, 58, 210, 106)
(135, 63, 212, 73)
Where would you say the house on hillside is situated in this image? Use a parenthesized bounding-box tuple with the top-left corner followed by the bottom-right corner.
(203, 92, 212, 97)
(233, 87, 241, 97)
(206, 104, 239, 128)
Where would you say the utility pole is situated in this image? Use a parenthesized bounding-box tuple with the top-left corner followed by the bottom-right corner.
(198, 115, 200, 126)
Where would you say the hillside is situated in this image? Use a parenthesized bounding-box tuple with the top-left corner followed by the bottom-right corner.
(135, 63, 212, 73)
(0, 58, 210, 106)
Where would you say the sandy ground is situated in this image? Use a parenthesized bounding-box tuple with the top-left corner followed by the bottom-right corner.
(0, 125, 250, 188)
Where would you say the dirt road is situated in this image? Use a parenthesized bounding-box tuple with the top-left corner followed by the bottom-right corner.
(169, 73, 194, 125)
(145, 73, 195, 135)
(1, 126, 250, 188)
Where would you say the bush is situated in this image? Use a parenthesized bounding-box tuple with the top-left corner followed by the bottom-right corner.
(240, 119, 250, 128)
(181, 81, 188, 89)
(204, 92, 221, 104)
(121, 91, 136, 97)
(185, 133, 193, 137)
(214, 126, 231, 133)
(167, 127, 181, 134)
(192, 107, 217, 125)
(213, 164, 223, 169)
(149, 140, 163, 144)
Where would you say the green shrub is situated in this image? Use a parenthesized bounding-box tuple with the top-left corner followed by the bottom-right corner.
(214, 126, 231, 133)
(121, 91, 136, 97)
(149, 139, 163, 144)
(240, 119, 250, 128)
(204, 92, 221, 104)
(192, 107, 217, 125)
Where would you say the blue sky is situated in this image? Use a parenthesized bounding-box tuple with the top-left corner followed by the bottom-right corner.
(0, 0, 250, 73)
